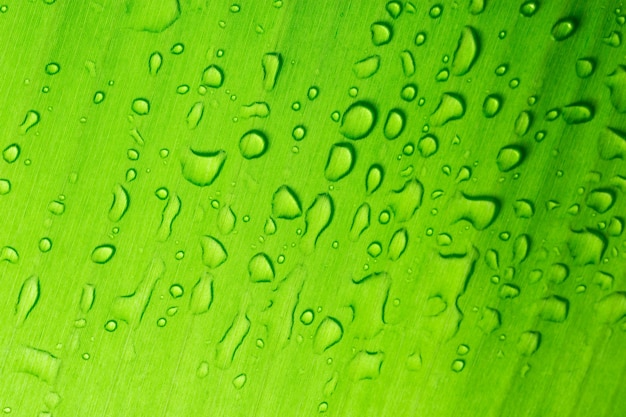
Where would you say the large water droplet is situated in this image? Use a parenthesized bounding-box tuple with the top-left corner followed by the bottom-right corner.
(91, 244, 116, 264)
(180, 148, 226, 187)
(272, 185, 302, 219)
(200, 236, 228, 268)
(496, 145, 525, 172)
(313, 317, 343, 353)
(551, 17, 578, 41)
(262, 53, 282, 91)
(189, 272, 214, 314)
(131, 98, 150, 115)
(366, 165, 384, 194)
(383, 109, 405, 140)
(239, 130, 268, 159)
(15, 276, 39, 327)
(353, 55, 380, 79)
(248, 253, 274, 282)
(451, 26, 479, 76)
(19, 110, 40, 134)
(202, 65, 224, 88)
(431, 93, 465, 126)
(562, 103, 594, 124)
(370, 22, 392, 46)
(339, 101, 377, 140)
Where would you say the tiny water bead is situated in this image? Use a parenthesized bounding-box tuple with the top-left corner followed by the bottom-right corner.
(429, 4, 443, 18)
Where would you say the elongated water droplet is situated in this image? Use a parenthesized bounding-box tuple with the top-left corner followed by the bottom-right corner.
(388, 228, 408, 260)
(350, 203, 370, 241)
(562, 103, 594, 124)
(156, 193, 181, 241)
(383, 109, 405, 140)
(15, 276, 40, 327)
(217, 205, 236, 234)
(400, 50, 415, 76)
(189, 272, 214, 314)
(3, 143, 20, 163)
(19, 110, 40, 134)
(187, 102, 204, 129)
(262, 53, 282, 91)
(109, 184, 129, 222)
(451, 26, 479, 76)
(302, 194, 334, 252)
(483, 94, 502, 118)
(148, 52, 162, 75)
(366, 165, 384, 194)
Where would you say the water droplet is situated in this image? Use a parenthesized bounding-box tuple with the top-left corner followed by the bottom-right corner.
(38, 237, 52, 253)
(189, 272, 214, 314)
(339, 101, 377, 140)
(272, 185, 302, 219)
(186, 102, 204, 129)
(3, 143, 20, 163)
(518, 331, 541, 355)
(520, 1, 538, 17)
(562, 103, 594, 124)
(170, 43, 184, 54)
(602, 31, 622, 47)
(313, 317, 343, 353)
(176, 84, 189, 94)
(429, 4, 443, 18)
(104, 320, 117, 332)
(148, 52, 162, 76)
(0, 246, 18, 263)
(451, 26, 479, 76)
(109, 184, 130, 222)
(239, 130, 268, 159)
(45, 62, 60, 75)
(232, 373, 247, 389)
(400, 50, 415, 76)
(483, 94, 502, 118)
(586, 188, 616, 213)
(131, 98, 150, 115)
(401, 84, 418, 101)
(201, 65, 224, 88)
(248, 253, 275, 282)
(292, 308, 314, 331)
(551, 17, 578, 41)
(389, 179, 424, 222)
(431, 93, 465, 126)
(19, 110, 40, 134)
(388, 228, 408, 260)
(451, 359, 465, 372)
(350, 203, 371, 241)
(324, 143, 355, 181)
(366, 164, 384, 194)
(418, 134, 438, 157)
(576, 58, 595, 78)
(262, 53, 282, 91)
(91, 244, 116, 264)
(353, 55, 380, 79)
(496, 145, 525, 172)
(307, 86, 319, 100)
(367, 242, 382, 258)
(415, 31, 427, 46)
(180, 148, 226, 187)
(537, 296, 569, 322)
(453, 193, 500, 230)
(200, 236, 228, 268)
(370, 22, 392, 46)
(15, 275, 39, 327)
(169, 284, 184, 299)
(386, 0, 402, 18)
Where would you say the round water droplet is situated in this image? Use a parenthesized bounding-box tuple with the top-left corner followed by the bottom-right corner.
(45, 62, 60, 75)
(292, 125, 306, 141)
(379, 210, 391, 224)
(552, 18, 578, 41)
(400, 84, 417, 101)
(367, 242, 383, 258)
(451, 359, 465, 372)
(169, 284, 184, 298)
(418, 134, 438, 157)
(104, 320, 117, 332)
(131, 98, 150, 115)
(415, 32, 427, 46)
(155, 187, 169, 200)
(339, 101, 377, 140)
(39, 237, 52, 253)
(429, 4, 443, 18)
(520, 1, 538, 17)
(239, 130, 268, 159)
(386, 1, 402, 19)
(93, 91, 105, 104)
(176, 85, 189, 94)
(91, 244, 116, 264)
(157, 317, 167, 327)
(300, 309, 315, 325)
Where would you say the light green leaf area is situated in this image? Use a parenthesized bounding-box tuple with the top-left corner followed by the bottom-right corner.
(0, 0, 625, 416)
